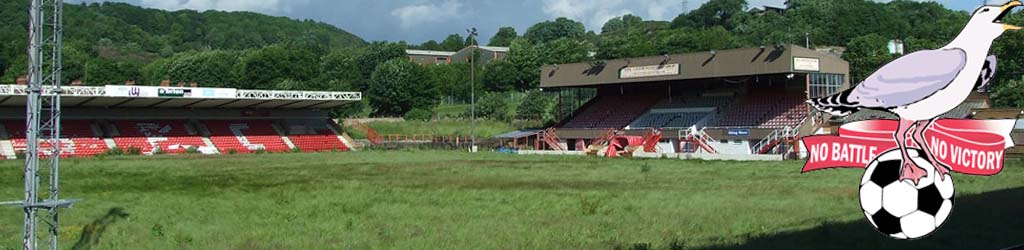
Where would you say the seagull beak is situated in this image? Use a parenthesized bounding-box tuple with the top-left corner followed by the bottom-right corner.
(1001, 0, 1023, 30)
(1002, 0, 1022, 12)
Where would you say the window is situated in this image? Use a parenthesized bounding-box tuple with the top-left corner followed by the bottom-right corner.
(808, 73, 845, 98)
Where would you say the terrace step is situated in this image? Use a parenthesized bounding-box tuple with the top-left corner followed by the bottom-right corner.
(0, 140, 16, 159)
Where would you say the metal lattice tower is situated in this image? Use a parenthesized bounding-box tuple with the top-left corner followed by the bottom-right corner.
(14, 0, 76, 249)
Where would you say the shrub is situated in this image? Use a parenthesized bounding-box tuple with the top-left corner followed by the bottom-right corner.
(227, 149, 238, 155)
(517, 91, 555, 122)
(253, 148, 267, 154)
(470, 92, 512, 121)
(124, 147, 142, 155)
(404, 108, 433, 121)
(102, 147, 123, 156)
(185, 147, 200, 154)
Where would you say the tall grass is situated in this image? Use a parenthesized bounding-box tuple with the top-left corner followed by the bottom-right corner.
(346, 119, 542, 139)
(0, 152, 1022, 249)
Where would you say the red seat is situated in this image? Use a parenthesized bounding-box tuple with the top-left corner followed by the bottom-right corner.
(717, 93, 809, 128)
(286, 122, 348, 152)
(111, 120, 206, 155)
(4, 120, 108, 158)
(561, 95, 660, 129)
(204, 120, 290, 153)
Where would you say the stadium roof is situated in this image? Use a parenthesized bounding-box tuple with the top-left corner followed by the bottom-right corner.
(474, 46, 509, 53)
(406, 49, 457, 57)
(0, 85, 361, 109)
(540, 44, 849, 88)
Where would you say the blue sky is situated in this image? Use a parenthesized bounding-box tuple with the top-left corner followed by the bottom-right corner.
(68, 0, 990, 45)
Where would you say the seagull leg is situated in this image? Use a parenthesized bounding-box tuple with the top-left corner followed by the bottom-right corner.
(913, 119, 951, 180)
(896, 119, 927, 185)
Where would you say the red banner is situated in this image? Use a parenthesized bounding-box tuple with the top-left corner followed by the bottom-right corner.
(801, 119, 1016, 176)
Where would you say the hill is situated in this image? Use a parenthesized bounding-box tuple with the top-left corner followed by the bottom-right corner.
(0, 1, 365, 84)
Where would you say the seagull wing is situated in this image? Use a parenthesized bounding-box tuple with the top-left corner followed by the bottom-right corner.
(975, 55, 997, 91)
(849, 48, 967, 108)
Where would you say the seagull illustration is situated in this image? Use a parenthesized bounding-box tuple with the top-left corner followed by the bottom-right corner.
(808, 0, 1022, 184)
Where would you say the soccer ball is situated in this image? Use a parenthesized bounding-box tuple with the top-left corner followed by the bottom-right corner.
(859, 148, 955, 239)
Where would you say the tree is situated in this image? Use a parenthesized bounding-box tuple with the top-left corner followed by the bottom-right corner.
(672, 0, 748, 30)
(474, 92, 512, 121)
(657, 27, 744, 55)
(542, 38, 594, 64)
(367, 59, 435, 116)
(524, 17, 585, 44)
(84, 59, 141, 85)
(500, 38, 546, 90)
(416, 40, 444, 51)
(441, 34, 466, 51)
(353, 41, 407, 91)
(481, 60, 521, 92)
(425, 62, 476, 102)
(517, 91, 555, 121)
(404, 108, 434, 121)
(236, 44, 320, 89)
(991, 78, 1024, 108)
(601, 14, 643, 34)
(843, 34, 895, 82)
(488, 27, 518, 47)
(159, 50, 240, 87)
(317, 48, 360, 88)
(465, 35, 478, 48)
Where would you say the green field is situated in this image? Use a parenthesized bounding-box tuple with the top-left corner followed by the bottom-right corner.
(1, 151, 1023, 249)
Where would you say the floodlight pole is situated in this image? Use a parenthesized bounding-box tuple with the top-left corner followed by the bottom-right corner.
(468, 27, 478, 151)
(5, 0, 75, 249)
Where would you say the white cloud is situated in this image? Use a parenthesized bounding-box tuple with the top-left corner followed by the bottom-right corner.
(540, 0, 718, 31)
(137, 0, 306, 14)
(541, 0, 632, 30)
(391, 0, 464, 29)
(542, 0, 857, 31)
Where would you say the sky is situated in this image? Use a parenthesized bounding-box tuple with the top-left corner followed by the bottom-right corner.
(67, 0, 990, 45)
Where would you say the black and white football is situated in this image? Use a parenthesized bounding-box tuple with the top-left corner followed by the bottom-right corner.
(860, 149, 955, 239)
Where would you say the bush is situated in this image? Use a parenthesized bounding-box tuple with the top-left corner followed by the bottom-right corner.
(404, 108, 434, 121)
(102, 147, 123, 156)
(367, 59, 436, 116)
(185, 147, 200, 154)
(227, 149, 238, 155)
(124, 147, 143, 155)
(470, 92, 513, 121)
(253, 148, 267, 154)
(991, 78, 1024, 107)
(517, 91, 555, 122)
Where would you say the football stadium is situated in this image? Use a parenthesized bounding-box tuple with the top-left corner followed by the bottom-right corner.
(0, 83, 360, 157)
(3, 0, 1024, 250)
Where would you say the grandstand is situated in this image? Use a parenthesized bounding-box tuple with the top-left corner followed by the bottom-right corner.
(538, 45, 850, 156)
(0, 84, 360, 158)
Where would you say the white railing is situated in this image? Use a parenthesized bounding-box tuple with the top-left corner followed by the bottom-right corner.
(235, 89, 361, 101)
(677, 127, 717, 154)
(753, 126, 798, 154)
(0, 84, 361, 101)
(0, 85, 106, 96)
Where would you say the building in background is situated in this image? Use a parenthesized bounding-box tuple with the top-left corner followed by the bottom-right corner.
(452, 46, 509, 65)
(406, 45, 509, 66)
(406, 49, 456, 66)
